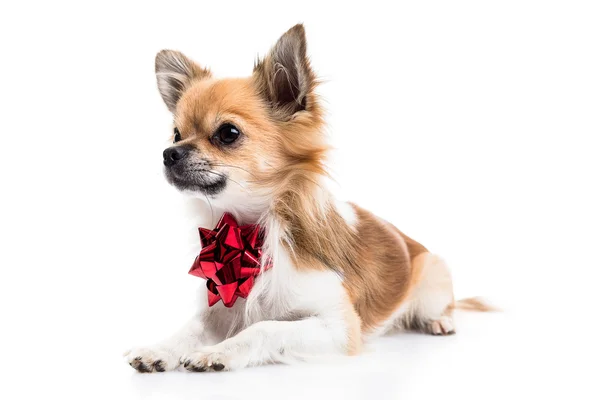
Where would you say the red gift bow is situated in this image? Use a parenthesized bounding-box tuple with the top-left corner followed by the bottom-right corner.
(189, 213, 271, 307)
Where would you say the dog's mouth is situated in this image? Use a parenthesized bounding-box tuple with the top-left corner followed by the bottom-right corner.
(164, 165, 228, 196)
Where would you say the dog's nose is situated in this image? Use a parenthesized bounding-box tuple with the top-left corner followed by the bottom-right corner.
(163, 146, 189, 167)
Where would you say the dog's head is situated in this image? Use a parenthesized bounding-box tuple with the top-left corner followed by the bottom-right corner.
(156, 24, 326, 218)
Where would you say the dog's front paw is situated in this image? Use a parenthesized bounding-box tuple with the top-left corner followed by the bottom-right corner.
(181, 345, 249, 372)
(125, 347, 180, 373)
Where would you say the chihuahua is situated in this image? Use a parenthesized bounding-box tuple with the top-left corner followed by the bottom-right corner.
(126, 24, 491, 373)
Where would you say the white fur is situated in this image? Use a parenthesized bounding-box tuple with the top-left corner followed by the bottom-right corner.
(126, 210, 352, 371)
(125, 312, 205, 371)
(430, 316, 455, 335)
(182, 174, 270, 226)
(127, 159, 457, 371)
(335, 200, 358, 228)
(405, 254, 454, 322)
(126, 193, 460, 372)
(181, 262, 349, 370)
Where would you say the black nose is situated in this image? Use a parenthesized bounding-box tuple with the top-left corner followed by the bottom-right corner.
(163, 146, 189, 167)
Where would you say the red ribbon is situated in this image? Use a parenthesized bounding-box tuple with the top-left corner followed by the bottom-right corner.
(189, 213, 270, 307)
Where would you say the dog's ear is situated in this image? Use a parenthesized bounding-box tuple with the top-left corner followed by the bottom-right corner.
(155, 50, 211, 113)
(253, 24, 316, 119)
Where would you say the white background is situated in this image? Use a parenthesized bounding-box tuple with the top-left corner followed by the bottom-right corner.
(1, 1, 599, 399)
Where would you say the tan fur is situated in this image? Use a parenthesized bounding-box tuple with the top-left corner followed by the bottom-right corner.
(274, 196, 430, 333)
(175, 78, 284, 178)
(166, 31, 436, 335)
(400, 253, 456, 333)
(451, 297, 498, 312)
(408, 253, 430, 293)
(157, 24, 489, 352)
(343, 205, 428, 331)
(342, 293, 363, 355)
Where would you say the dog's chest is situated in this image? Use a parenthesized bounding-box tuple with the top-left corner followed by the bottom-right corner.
(243, 253, 348, 324)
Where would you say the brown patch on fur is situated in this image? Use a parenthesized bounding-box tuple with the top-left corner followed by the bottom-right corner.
(407, 252, 428, 292)
(277, 198, 429, 333)
(391, 225, 428, 261)
(345, 205, 427, 331)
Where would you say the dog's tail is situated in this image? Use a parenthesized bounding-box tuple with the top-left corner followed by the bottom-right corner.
(452, 297, 498, 312)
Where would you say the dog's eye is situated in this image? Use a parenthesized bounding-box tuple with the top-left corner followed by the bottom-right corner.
(216, 124, 240, 145)
(173, 127, 182, 143)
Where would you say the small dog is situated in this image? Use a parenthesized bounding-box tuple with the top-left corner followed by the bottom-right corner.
(126, 24, 491, 373)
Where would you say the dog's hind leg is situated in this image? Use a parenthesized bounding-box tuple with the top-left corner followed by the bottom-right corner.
(402, 253, 457, 335)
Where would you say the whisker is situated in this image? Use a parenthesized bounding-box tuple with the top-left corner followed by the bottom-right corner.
(190, 160, 326, 192)
(202, 170, 250, 194)
(189, 162, 260, 180)
(204, 193, 214, 225)
(211, 163, 258, 178)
